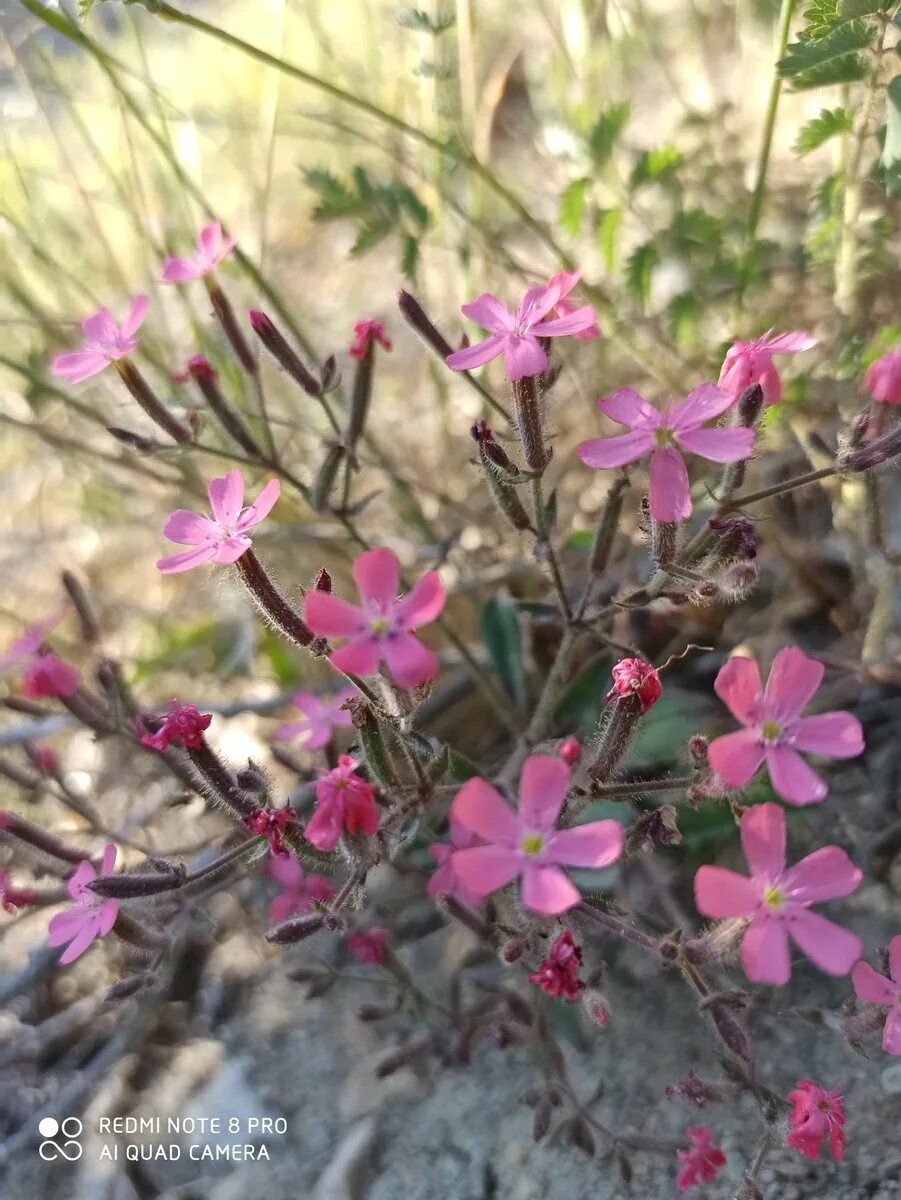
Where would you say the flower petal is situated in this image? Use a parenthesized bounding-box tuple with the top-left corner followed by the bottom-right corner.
(382, 633, 438, 686)
(763, 331, 818, 354)
(739, 802, 786, 880)
(520, 863, 580, 914)
(451, 845, 520, 896)
(577, 431, 655, 469)
(446, 335, 506, 372)
(160, 258, 201, 283)
(598, 388, 662, 430)
(648, 447, 691, 523)
(330, 639, 381, 677)
(354, 548, 400, 605)
(884, 1007, 901, 1055)
(891, 935, 901, 985)
(530, 305, 597, 337)
(790, 911, 861, 977)
(162, 509, 218, 546)
(199, 221, 222, 261)
(546, 270, 581, 301)
(122, 295, 149, 338)
(100, 844, 117, 875)
(207, 470, 245, 527)
(156, 545, 218, 574)
(304, 592, 368, 637)
(451, 777, 521, 843)
(791, 712, 864, 759)
(82, 308, 117, 343)
(765, 745, 827, 806)
(714, 656, 762, 726)
(460, 294, 516, 333)
(394, 571, 446, 628)
(518, 754, 570, 830)
(503, 335, 548, 381)
(784, 845, 862, 904)
(548, 819, 623, 868)
(764, 647, 824, 721)
(48, 909, 90, 946)
(742, 916, 791, 985)
(676, 426, 755, 463)
(669, 383, 735, 429)
(58, 920, 100, 965)
(211, 536, 252, 565)
(51, 350, 110, 384)
(707, 730, 765, 788)
(851, 961, 895, 1007)
(97, 899, 118, 936)
(238, 479, 281, 530)
(694, 866, 757, 918)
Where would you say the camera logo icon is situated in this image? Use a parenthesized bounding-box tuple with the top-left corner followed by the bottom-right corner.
(38, 1117, 83, 1162)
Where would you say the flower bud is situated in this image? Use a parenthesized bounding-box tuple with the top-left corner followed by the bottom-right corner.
(501, 938, 524, 963)
(583, 990, 611, 1027)
(398, 289, 454, 359)
(249, 309, 320, 395)
(558, 738, 582, 767)
(106, 974, 151, 1002)
(607, 658, 663, 714)
(266, 914, 325, 944)
(185, 354, 263, 457)
(312, 567, 332, 593)
(114, 359, 192, 444)
(107, 426, 158, 454)
(89, 866, 185, 899)
(624, 805, 681, 857)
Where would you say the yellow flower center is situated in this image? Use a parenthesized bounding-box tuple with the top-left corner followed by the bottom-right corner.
(370, 617, 390, 635)
(761, 721, 783, 743)
(763, 886, 785, 910)
(522, 834, 544, 855)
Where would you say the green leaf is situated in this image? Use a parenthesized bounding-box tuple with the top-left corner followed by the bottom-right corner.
(588, 102, 631, 167)
(778, 20, 876, 89)
(883, 75, 901, 173)
(305, 169, 368, 220)
(794, 107, 855, 153)
(555, 659, 609, 735)
(597, 206, 623, 272)
(564, 529, 595, 551)
(398, 7, 456, 34)
(667, 292, 700, 348)
(482, 596, 526, 710)
(350, 218, 393, 256)
(400, 234, 420, 280)
(626, 688, 713, 770)
(559, 178, 589, 237)
(630, 146, 683, 188)
(626, 242, 660, 310)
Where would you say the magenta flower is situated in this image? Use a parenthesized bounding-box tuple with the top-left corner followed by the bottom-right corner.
(267, 855, 333, 923)
(865, 348, 901, 405)
(446, 271, 597, 381)
(304, 548, 445, 687)
(852, 937, 901, 1055)
(707, 648, 864, 806)
(528, 931, 585, 1000)
(347, 926, 390, 965)
(305, 756, 379, 852)
(787, 1081, 846, 1161)
(156, 469, 281, 574)
(555, 296, 600, 341)
(427, 818, 482, 907)
(577, 385, 754, 523)
(607, 657, 663, 713)
(694, 802, 862, 985)
(51, 296, 149, 384)
(140, 701, 212, 751)
(160, 221, 236, 284)
(276, 687, 356, 750)
(244, 806, 298, 857)
(450, 755, 623, 915)
(47, 845, 119, 965)
(675, 1127, 727, 1193)
(1, 610, 81, 700)
(350, 319, 392, 360)
(719, 330, 817, 407)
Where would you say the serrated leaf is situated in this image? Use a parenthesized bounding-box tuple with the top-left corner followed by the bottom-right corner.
(672, 208, 723, 250)
(305, 169, 368, 220)
(587, 102, 631, 167)
(789, 53, 871, 88)
(559, 178, 589, 237)
(794, 106, 855, 153)
(482, 596, 526, 711)
(400, 234, 420, 280)
(778, 20, 876, 87)
(626, 242, 660, 310)
(350, 218, 393, 257)
(398, 186, 430, 231)
(398, 7, 456, 34)
(597, 206, 622, 272)
(630, 145, 683, 188)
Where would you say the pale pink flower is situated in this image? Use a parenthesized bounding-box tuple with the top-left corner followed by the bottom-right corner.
(1, 610, 81, 700)
(851, 937, 901, 1055)
(304, 548, 445, 687)
(555, 297, 600, 341)
(51, 296, 149, 384)
(707, 648, 864, 806)
(446, 271, 597, 381)
(160, 221, 236, 283)
(865, 348, 901, 405)
(450, 755, 623, 915)
(427, 818, 482, 906)
(305, 756, 379, 851)
(676, 1127, 727, 1192)
(47, 845, 119, 965)
(577, 385, 754, 523)
(787, 1080, 845, 1161)
(276, 687, 356, 750)
(719, 330, 817, 407)
(347, 926, 390, 964)
(350, 319, 392, 360)
(694, 802, 862, 986)
(156, 469, 281, 574)
(267, 855, 333, 923)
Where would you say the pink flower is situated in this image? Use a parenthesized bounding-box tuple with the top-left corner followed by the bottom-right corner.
(156, 469, 281, 574)
(347, 926, 390, 965)
(1, 611, 81, 700)
(676, 1127, 727, 1192)
(276, 687, 356, 750)
(1, 869, 38, 914)
(707, 648, 864, 806)
(555, 297, 600, 341)
(865, 348, 901, 405)
(787, 1080, 846, 1161)
(350, 319, 392, 360)
(244, 806, 298, 856)
(305, 756, 379, 851)
(304, 548, 445, 687)
(446, 271, 597, 381)
(51, 296, 149, 384)
(607, 657, 663, 714)
(450, 755, 623, 915)
(719, 330, 817, 408)
(694, 802, 862, 986)
(578, 385, 754, 523)
(267, 855, 333, 923)
(1, 610, 69, 669)
(160, 221, 236, 283)
(558, 738, 583, 767)
(851, 937, 901, 1055)
(172, 354, 217, 384)
(529, 930, 585, 1000)
(47, 845, 119, 965)
(140, 701, 212, 751)
(427, 818, 482, 906)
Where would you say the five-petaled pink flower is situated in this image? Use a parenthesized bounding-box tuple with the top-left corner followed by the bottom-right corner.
(350, 319, 392, 360)
(450, 755, 623, 915)
(52, 296, 149, 384)
(304, 548, 445, 687)
(676, 1127, 727, 1193)
(276, 687, 356, 750)
(529, 930, 585, 1000)
(694, 802, 862, 985)
(787, 1081, 846, 1161)
(718, 330, 817, 408)
(140, 701, 212, 751)
(1, 610, 81, 700)
(347, 926, 391, 965)
(852, 937, 901, 1055)
(305, 756, 380, 851)
(156, 469, 281, 574)
(47, 844, 119, 965)
(160, 221, 236, 284)
(707, 648, 864, 806)
(427, 818, 483, 907)
(446, 271, 597, 381)
(267, 855, 333, 924)
(578, 386, 754, 523)
(244, 806, 298, 856)
(607, 657, 663, 713)
(865, 348, 901, 406)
